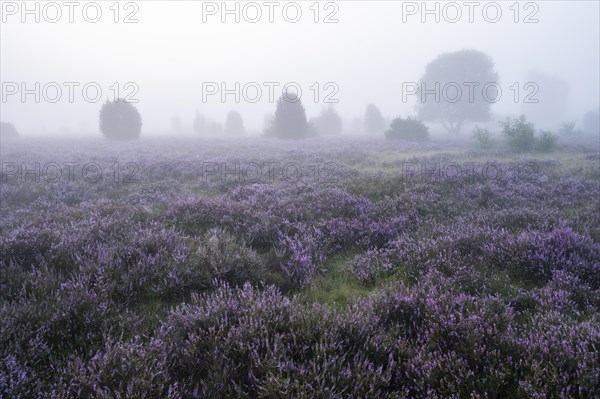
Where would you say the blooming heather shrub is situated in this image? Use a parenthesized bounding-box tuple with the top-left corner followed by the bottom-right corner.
(40, 280, 599, 398)
(150, 283, 360, 397)
(89, 225, 266, 302)
(277, 226, 328, 287)
(350, 227, 511, 285)
(320, 213, 407, 251)
(1, 275, 599, 398)
(510, 228, 600, 287)
(0, 274, 117, 390)
(193, 227, 265, 286)
(53, 337, 171, 398)
(0, 227, 63, 271)
(513, 270, 600, 316)
(511, 312, 600, 397)
(0, 354, 41, 398)
(472, 206, 563, 233)
(0, 262, 59, 302)
(1, 138, 599, 397)
(350, 248, 394, 284)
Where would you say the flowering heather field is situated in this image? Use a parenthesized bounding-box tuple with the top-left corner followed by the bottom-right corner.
(1, 137, 599, 398)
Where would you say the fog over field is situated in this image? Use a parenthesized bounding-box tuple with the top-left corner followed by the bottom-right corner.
(1, 1, 599, 135)
(1, 2, 600, 398)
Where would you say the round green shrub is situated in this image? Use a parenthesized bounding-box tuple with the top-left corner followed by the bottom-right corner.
(99, 99, 142, 140)
(385, 117, 429, 141)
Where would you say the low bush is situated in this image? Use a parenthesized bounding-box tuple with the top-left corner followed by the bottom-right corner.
(500, 115, 535, 152)
(558, 121, 581, 136)
(536, 130, 558, 152)
(472, 126, 494, 149)
(385, 117, 429, 141)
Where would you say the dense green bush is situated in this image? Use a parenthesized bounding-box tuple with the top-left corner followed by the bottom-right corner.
(472, 126, 494, 149)
(99, 99, 142, 140)
(385, 117, 429, 141)
(500, 115, 535, 152)
(536, 130, 558, 152)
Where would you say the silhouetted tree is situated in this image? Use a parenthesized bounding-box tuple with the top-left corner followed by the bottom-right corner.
(582, 108, 599, 134)
(310, 105, 342, 135)
(0, 122, 19, 138)
(263, 113, 274, 129)
(364, 104, 385, 135)
(349, 116, 364, 135)
(417, 49, 498, 134)
(264, 92, 308, 139)
(99, 99, 142, 140)
(193, 110, 206, 135)
(224, 110, 246, 136)
(171, 116, 183, 133)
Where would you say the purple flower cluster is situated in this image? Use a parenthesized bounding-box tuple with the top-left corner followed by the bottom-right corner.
(351, 227, 600, 289)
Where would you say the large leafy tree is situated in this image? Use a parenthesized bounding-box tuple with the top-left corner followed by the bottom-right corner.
(264, 92, 308, 139)
(417, 49, 498, 134)
(99, 99, 142, 140)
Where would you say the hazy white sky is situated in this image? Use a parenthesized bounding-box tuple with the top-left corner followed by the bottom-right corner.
(1, 0, 599, 135)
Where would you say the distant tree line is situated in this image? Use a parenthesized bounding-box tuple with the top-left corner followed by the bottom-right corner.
(4, 48, 590, 142)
